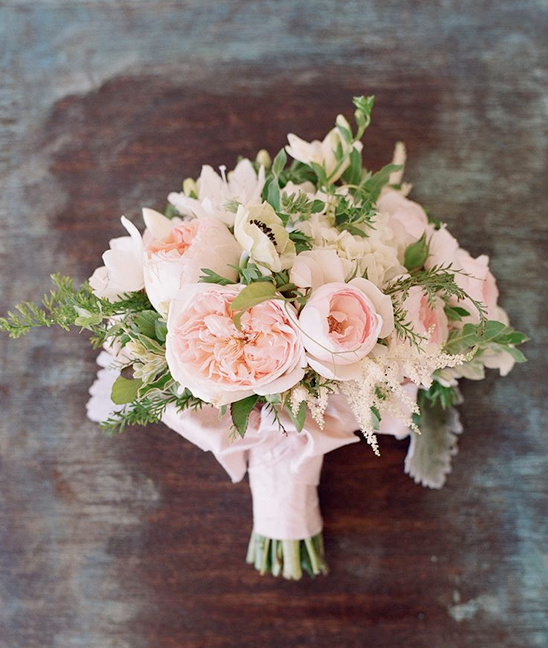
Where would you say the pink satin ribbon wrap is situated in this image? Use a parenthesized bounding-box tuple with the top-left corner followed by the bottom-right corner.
(162, 395, 361, 540)
(88, 353, 416, 541)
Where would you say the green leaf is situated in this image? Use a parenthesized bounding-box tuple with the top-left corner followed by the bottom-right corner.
(370, 405, 381, 431)
(310, 162, 328, 186)
(503, 346, 528, 363)
(272, 149, 287, 176)
(336, 119, 353, 144)
(445, 323, 479, 353)
(311, 200, 325, 213)
(267, 181, 281, 211)
(231, 395, 259, 438)
(480, 320, 507, 342)
(111, 375, 143, 405)
(133, 311, 159, 338)
(288, 230, 313, 253)
(74, 309, 103, 328)
(444, 305, 471, 322)
(286, 401, 307, 432)
(343, 147, 363, 185)
(406, 401, 462, 489)
(361, 163, 402, 202)
(228, 282, 280, 313)
(404, 233, 429, 272)
(199, 268, 237, 285)
(154, 318, 167, 343)
(352, 95, 375, 137)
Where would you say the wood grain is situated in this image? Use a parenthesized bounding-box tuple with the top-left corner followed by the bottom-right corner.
(1, 2, 546, 647)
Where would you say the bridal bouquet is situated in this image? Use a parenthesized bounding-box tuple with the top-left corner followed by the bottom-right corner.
(1, 97, 526, 580)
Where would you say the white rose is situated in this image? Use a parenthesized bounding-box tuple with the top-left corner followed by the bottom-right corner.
(89, 216, 144, 301)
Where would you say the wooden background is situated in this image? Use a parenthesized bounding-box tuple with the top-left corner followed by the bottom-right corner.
(1, 2, 546, 647)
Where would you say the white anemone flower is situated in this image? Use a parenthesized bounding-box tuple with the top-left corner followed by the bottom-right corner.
(168, 158, 266, 226)
(234, 202, 296, 273)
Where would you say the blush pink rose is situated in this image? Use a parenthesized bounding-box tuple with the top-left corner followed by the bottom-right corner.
(402, 286, 449, 346)
(425, 225, 460, 269)
(289, 249, 353, 291)
(142, 209, 241, 316)
(377, 190, 429, 246)
(166, 284, 306, 406)
(454, 250, 499, 322)
(425, 226, 499, 323)
(297, 278, 394, 380)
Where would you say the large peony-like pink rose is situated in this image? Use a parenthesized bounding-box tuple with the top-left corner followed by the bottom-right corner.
(142, 209, 241, 316)
(297, 278, 394, 380)
(166, 284, 306, 406)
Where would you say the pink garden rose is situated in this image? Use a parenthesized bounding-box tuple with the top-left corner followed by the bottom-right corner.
(377, 190, 429, 247)
(166, 284, 306, 406)
(401, 286, 449, 346)
(142, 209, 241, 316)
(289, 249, 353, 291)
(297, 278, 394, 380)
(454, 249, 499, 322)
(425, 226, 499, 323)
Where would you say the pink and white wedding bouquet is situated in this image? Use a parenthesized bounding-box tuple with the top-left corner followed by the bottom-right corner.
(1, 97, 526, 579)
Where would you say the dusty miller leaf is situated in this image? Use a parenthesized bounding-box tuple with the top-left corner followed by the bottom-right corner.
(405, 403, 463, 489)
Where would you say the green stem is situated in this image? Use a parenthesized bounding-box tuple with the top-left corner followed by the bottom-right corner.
(246, 531, 329, 580)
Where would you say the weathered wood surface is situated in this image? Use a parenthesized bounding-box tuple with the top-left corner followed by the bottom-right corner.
(0, 2, 546, 647)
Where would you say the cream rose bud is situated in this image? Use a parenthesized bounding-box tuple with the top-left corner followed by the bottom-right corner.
(290, 249, 353, 291)
(234, 202, 296, 273)
(89, 216, 145, 301)
(401, 286, 449, 346)
(142, 209, 241, 317)
(166, 284, 306, 406)
(298, 278, 394, 380)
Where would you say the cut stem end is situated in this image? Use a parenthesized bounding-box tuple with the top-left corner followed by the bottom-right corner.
(246, 530, 328, 580)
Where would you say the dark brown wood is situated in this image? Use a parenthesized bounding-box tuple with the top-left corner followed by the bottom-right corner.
(1, 2, 546, 647)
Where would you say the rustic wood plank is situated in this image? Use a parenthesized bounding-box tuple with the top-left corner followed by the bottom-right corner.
(1, 2, 546, 647)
